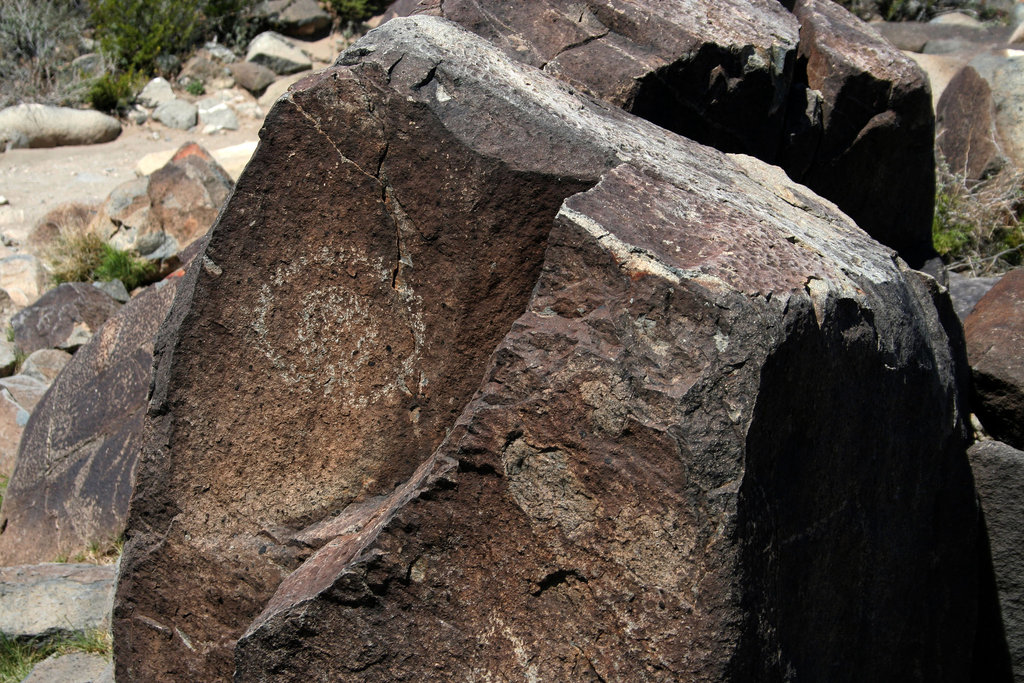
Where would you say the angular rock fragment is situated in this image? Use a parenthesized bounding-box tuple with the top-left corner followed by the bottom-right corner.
(113, 17, 999, 682)
(0, 281, 178, 565)
(965, 268, 1024, 449)
(937, 66, 1006, 183)
(11, 282, 122, 354)
(386, 0, 935, 262)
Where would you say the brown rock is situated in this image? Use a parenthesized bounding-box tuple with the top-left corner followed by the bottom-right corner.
(965, 268, 1024, 449)
(20, 349, 72, 384)
(0, 281, 177, 565)
(11, 282, 122, 355)
(386, 0, 935, 263)
(969, 439, 1024, 679)
(145, 143, 234, 255)
(228, 62, 278, 95)
(937, 66, 1006, 182)
(178, 49, 235, 91)
(114, 17, 997, 681)
(0, 391, 27, 476)
(788, 0, 937, 264)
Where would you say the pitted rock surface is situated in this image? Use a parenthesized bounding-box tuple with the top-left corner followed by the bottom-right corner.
(11, 282, 122, 355)
(113, 16, 997, 682)
(0, 281, 178, 565)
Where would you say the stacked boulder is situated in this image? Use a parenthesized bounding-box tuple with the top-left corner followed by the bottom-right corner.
(111, 15, 1008, 681)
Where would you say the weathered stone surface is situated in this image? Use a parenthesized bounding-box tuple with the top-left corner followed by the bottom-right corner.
(20, 349, 72, 384)
(788, 0, 936, 264)
(386, 0, 935, 262)
(245, 31, 312, 75)
(874, 21, 1011, 53)
(0, 253, 48, 307)
(0, 282, 177, 565)
(937, 66, 1006, 182)
(229, 61, 277, 95)
(138, 77, 176, 109)
(0, 104, 121, 149)
(178, 49, 236, 92)
(255, 0, 332, 39)
(114, 17, 997, 682)
(970, 439, 1024, 680)
(0, 374, 48, 412)
(145, 143, 234, 253)
(0, 563, 114, 638)
(0, 340, 17, 378)
(949, 271, 1003, 321)
(965, 268, 1024, 449)
(21, 652, 113, 683)
(967, 51, 1024, 174)
(152, 99, 198, 131)
(0, 390, 28, 476)
(11, 283, 122, 355)
(197, 95, 240, 135)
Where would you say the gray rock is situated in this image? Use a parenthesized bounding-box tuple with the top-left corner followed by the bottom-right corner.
(0, 390, 28, 476)
(969, 439, 1024, 679)
(21, 652, 112, 683)
(197, 96, 239, 134)
(0, 340, 17, 378)
(255, 0, 331, 39)
(0, 374, 49, 412)
(0, 563, 114, 638)
(137, 77, 175, 109)
(178, 49, 235, 92)
(20, 349, 72, 385)
(92, 280, 130, 303)
(0, 104, 121, 149)
(203, 41, 237, 63)
(11, 282, 123, 355)
(152, 99, 198, 131)
(229, 61, 277, 95)
(948, 271, 1002, 320)
(968, 51, 1024, 173)
(245, 31, 312, 75)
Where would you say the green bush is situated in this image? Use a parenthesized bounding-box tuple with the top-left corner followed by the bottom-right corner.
(45, 216, 156, 291)
(88, 0, 204, 73)
(185, 79, 205, 96)
(94, 244, 157, 290)
(328, 0, 390, 22)
(86, 70, 140, 112)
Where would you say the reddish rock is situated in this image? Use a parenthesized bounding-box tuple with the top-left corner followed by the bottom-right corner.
(114, 17, 998, 682)
(965, 268, 1024, 449)
(385, 0, 935, 263)
(11, 282, 122, 355)
(144, 142, 234, 256)
(0, 281, 178, 565)
(937, 66, 1006, 182)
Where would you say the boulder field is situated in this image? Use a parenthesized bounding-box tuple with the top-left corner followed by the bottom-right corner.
(112, 16, 1008, 682)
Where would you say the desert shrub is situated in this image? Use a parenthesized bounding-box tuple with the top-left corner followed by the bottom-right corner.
(0, 0, 90, 106)
(328, 0, 390, 22)
(42, 206, 156, 289)
(0, 629, 112, 683)
(933, 158, 1024, 274)
(86, 70, 141, 112)
(88, 0, 204, 73)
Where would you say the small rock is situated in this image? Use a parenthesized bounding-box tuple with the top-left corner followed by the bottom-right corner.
(0, 374, 50, 412)
(229, 61, 277, 95)
(0, 390, 27, 475)
(20, 349, 73, 384)
(257, 70, 311, 109)
(245, 31, 313, 75)
(255, 0, 332, 39)
(930, 12, 985, 28)
(204, 41, 237, 63)
(0, 195, 8, 206)
(178, 49, 235, 91)
(947, 271, 1003, 320)
(127, 107, 148, 125)
(0, 340, 16, 378)
(11, 282, 123, 355)
(137, 77, 175, 109)
(936, 66, 1006, 184)
(965, 268, 1024, 449)
(0, 104, 121, 148)
(92, 279, 130, 303)
(21, 652, 113, 683)
(0, 253, 48, 307)
(197, 96, 239, 134)
(152, 99, 198, 131)
(0, 563, 115, 638)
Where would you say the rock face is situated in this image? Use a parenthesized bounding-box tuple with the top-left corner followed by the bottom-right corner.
(969, 440, 1024, 680)
(11, 282, 122, 354)
(0, 104, 121, 148)
(965, 268, 1024, 449)
(0, 563, 115, 638)
(937, 66, 1005, 182)
(245, 31, 312, 75)
(385, 0, 935, 263)
(0, 281, 178, 565)
(114, 17, 998, 682)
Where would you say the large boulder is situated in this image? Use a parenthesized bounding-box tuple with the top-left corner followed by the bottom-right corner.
(969, 439, 1024, 680)
(0, 104, 121, 149)
(937, 66, 1006, 183)
(0, 563, 115, 639)
(965, 268, 1024, 449)
(11, 282, 122, 355)
(0, 281, 178, 565)
(385, 0, 935, 263)
(113, 17, 1001, 681)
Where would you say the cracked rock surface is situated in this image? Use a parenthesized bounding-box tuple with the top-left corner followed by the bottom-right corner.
(113, 16, 998, 682)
